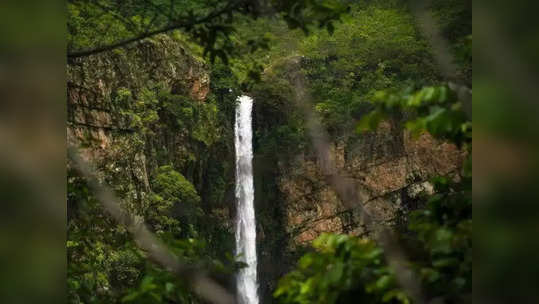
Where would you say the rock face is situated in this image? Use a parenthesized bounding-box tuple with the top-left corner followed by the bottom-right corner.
(255, 118, 463, 302)
(67, 35, 234, 229)
(67, 35, 209, 158)
(67, 36, 243, 303)
(278, 122, 462, 247)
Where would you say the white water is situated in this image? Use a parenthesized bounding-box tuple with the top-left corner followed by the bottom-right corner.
(234, 95, 259, 304)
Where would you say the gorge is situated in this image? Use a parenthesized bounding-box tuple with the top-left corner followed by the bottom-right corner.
(67, 1, 471, 303)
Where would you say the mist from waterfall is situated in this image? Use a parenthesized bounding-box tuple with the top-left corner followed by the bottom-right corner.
(234, 95, 259, 304)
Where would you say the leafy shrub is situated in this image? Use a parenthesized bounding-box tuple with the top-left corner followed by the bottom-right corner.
(407, 176, 471, 302)
(67, 170, 144, 304)
(152, 165, 200, 206)
(146, 165, 201, 236)
(275, 176, 471, 303)
(357, 85, 471, 149)
(274, 233, 409, 304)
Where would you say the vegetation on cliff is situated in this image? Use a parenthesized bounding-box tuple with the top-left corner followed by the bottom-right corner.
(274, 84, 472, 303)
(67, 0, 471, 303)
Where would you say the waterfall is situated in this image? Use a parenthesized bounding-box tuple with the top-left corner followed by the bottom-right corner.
(234, 95, 259, 304)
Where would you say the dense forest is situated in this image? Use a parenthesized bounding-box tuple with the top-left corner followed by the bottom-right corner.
(66, 1, 471, 303)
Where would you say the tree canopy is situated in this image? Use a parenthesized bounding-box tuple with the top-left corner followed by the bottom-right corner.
(68, 0, 348, 61)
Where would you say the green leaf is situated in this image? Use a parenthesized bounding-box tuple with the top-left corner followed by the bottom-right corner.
(165, 282, 175, 293)
(375, 275, 392, 290)
(327, 262, 344, 284)
(432, 257, 458, 268)
(299, 254, 314, 269)
(357, 111, 385, 133)
(423, 87, 436, 102)
(382, 289, 410, 304)
(121, 291, 140, 303)
(140, 276, 156, 292)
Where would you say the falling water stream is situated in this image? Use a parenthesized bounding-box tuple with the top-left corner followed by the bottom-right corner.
(234, 95, 259, 304)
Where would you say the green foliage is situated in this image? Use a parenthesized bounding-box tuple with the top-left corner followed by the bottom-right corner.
(68, 87, 232, 303)
(430, 0, 472, 84)
(121, 270, 194, 304)
(67, 1, 130, 51)
(68, 169, 145, 303)
(145, 165, 201, 235)
(119, 232, 237, 304)
(275, 176, 472, 303)
(115, 83, 221, 151)
(407, 176, 472, 301)
(68, 0, 472, 303)
(297, 1, 438, 133)
(67, 0, 348, 64)
(275, 4, 472, 298)
(68, 159, 231, 304)
(153, 165, 201, 205)
(274, 233, 409, 304)
(251, 71, 307, 160)
(358, 85, 471, 149)
(272, 0, 349, 35)
(245, 0, 440, 159)
(242, 0, 438, 135)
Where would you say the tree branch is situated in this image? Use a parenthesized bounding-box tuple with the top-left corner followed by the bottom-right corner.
(68, 0, 243, 59)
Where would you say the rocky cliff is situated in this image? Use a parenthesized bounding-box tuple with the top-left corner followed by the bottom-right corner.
(279, 124, 462, 246)
(67, 35, 249, 303)
(252, 63, 464, 302)
(67, 34, 237, 270)
(256, 122, 462, 302)
(66, 35, 463, 303)
(67, 35, 209, 157)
